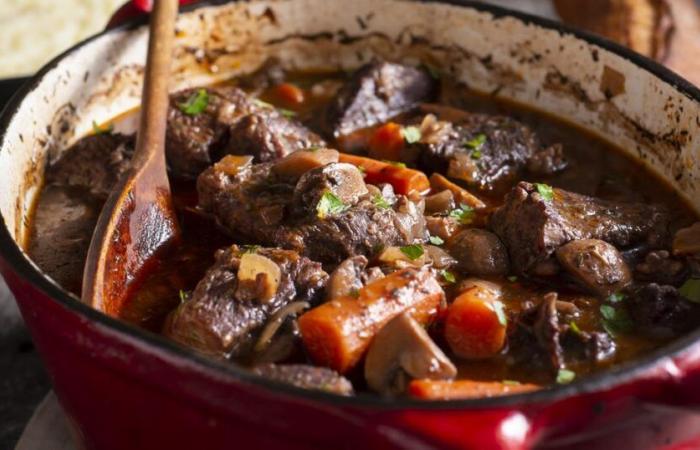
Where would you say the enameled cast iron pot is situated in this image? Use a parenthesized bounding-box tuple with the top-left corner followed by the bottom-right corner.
(2, 1, 700, 448)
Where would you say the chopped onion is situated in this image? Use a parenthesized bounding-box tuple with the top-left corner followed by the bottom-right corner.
(214, 155, 253, 176)
(237, 253, 281, 303)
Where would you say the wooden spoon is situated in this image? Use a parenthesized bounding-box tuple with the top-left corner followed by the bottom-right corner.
(82, 0, 180, 315)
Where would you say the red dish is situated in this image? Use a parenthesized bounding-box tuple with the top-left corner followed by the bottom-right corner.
(2, 1, 700, 448)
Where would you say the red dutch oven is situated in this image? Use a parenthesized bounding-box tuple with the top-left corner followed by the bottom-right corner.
(2, 1, 700, 449)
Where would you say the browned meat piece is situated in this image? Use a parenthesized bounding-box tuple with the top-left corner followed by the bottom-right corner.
(490, 182, 669, 275)
(627, 283, 700, 338)
(317, 60, 437, 138)
(556, 239, 632, 296)
(197, 159, 427, 266)
(635, 250, 688, 286)
(411, 105, 566, 191)
(166, 86, 256, 178)
(167, 86, 324, 178)
(252, 363, 354, 396)
(447, 229, 510, 276)
(534, 292, 565, 370)
(223, 112, 325, 164)
(163, 246, 327, 359)
(47, 132, 134, 199)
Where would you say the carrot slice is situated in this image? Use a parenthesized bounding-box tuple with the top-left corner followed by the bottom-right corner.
(408, 379, 540, 400)
(272, 82, 305, 105)
(444, 282, 507, 359)
(338, 153, 430, 196)
(368, 122, 405, 161)
(429, 173, 486, 209)
(298, 267, 444, 373)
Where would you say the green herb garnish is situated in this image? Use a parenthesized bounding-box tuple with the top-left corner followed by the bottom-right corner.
(680, 278, 700, 303)
(178, 89, 209, 115)
(382, 159, 407, 169)
(372, 194, 392, 210)
(399, 244, 424, 261)
(492, 300, 507, 326)
(448, 203, 475, 224)
(349, 288, 360, 299)
(440, 269, 456, 283)
(279, 108, 297, 118)
(607, 292, 626, 303)
(471, 150, 482, 160)
(534, 183, 554, 201)
(600, 304, 633, 335)
(179, 290, 188, 304)
(502, 379, 521, 386)
(556, 369, 576, 384)
(92, 120, 113, 135)
(464, 133, 486, 150)
(401, 126, 422, 144)
(569, 321, 582, 336)
(422, 64, 441, 80)
(316, 192, 348, 219)
(241, 245, 260, 254)
(507, 275, 518, 283)
(253, 98, 274, 109)
(429, 235, 444, 246)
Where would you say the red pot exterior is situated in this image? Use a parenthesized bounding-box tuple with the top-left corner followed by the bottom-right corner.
(5, 256, 700, 450)
(4, 1, 700, 449)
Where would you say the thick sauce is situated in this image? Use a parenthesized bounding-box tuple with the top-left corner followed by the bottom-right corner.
(28, 69, 699, 390)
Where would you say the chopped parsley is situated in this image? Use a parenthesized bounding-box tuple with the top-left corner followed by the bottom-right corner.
(507, 275, 518, 283)
(372, 194, 392, 209)
(178, 290, 188, 304)
(607, 292, 626, 303)
(569, 321, 582, 335)
(382, 159, 407, 168)
(241, 245, 260, 254)
(534, 183, 554, 201)
(440, 269, 456, 283)
(92, 120, 113, 135)
(502, 379, 521, 386)
(464, 133, 486, 150)
(680, 278, 700, 303)
(422, 64, 441, 80)
(448, 204, 475, 225)
(492, 300, 507, 326)
(316, 192, 347, 219)
(349, 288, 360, 299)
(556, 369, 576, 384)
(471, 149, 482, 160)
(600, 304, 633, 335)
(178, 89, 209, 115)
(401, 126, 422, 144)
(429, 235, 444, 246)
(253, 98, 274, 109)
(399, 244, 424, 261)
(279, 108, 297, 118)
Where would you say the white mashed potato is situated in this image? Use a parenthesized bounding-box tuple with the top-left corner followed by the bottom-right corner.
(0, 0, 125, 77)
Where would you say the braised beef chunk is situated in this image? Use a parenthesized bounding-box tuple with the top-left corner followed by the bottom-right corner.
(534, 293, 565, 370)
(198, 158, 426, 265)
(490, 182, 670, 275)
(167, 86, 324, 178)
(163, 246, 327, 359)
(252, 364, 354, 396)
(223, 111, 325, 164)
(318, 61, 437, 137)
(556, 239, 632, 296)
(48, 132, 134, 199)
(627, 283, 700, 338)
(411, 105, 567, 190)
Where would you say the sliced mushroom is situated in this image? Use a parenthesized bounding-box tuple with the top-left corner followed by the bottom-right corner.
(213, 154, 254, 176)
(429, 173, 486, 209)
(272, 148, 339, 180)
(424, 190, 455, 214)
(236, 252, 282, 302)
(364, 312, 457, 395)
(448, 229, 510, 276)
(673, 222, 700, 256)
(326, 256, 368, 299)
(555, 239, 631, 296)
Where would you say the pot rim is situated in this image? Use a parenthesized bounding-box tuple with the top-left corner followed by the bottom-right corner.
(1, 0, 699, 411)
